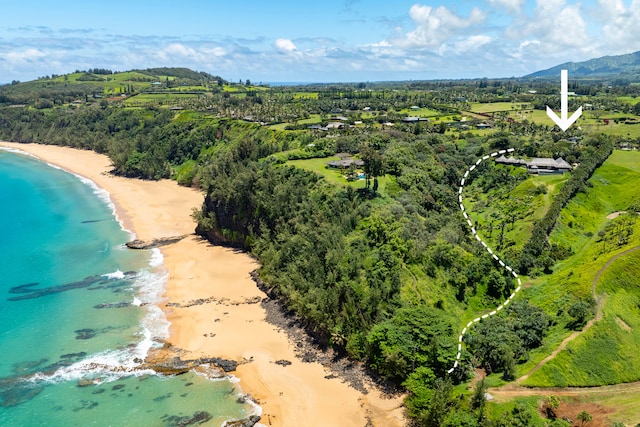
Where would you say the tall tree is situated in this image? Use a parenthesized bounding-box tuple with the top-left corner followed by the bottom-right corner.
(360, 144, 385, 195)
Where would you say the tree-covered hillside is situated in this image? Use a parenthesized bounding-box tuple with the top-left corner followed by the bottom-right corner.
(525, 50, 640, 82)
(1, 69, 637, 424)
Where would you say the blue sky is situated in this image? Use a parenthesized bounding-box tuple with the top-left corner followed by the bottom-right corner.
(1, 0, 640, 83)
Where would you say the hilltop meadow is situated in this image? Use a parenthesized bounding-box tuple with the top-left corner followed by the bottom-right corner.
(2, 69, 640, 425)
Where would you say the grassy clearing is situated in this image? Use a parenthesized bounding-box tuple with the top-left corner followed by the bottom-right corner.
(285, 156, 396, 198)
(294, 92, 318, 99)
(268, 122, 290, 131)
(525, 250, 640, 387)
(397, 107, 444, 117)
(593, 389, 640, 425)
(517, 150, 640, 386)
(471, 102, 531, 113)
(584, 122, 640, 138)
(549, 150, 640, 263)
(297, 114, 323, 124)
(466, 170, 568, 258)
(268, 114, 324, 130)
(124, 93, 199, 105)
(617, 95, 640, 105)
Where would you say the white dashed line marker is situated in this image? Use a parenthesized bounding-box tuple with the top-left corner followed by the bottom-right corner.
(451, 149, 525, 373)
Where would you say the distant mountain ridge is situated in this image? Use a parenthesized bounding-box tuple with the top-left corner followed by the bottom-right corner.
(525, 50, 640, 79)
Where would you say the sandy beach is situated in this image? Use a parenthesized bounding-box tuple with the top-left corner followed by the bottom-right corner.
(0, 142, 405, 427)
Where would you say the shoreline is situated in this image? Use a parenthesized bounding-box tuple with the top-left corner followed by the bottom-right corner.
(0, 142, 406, 427)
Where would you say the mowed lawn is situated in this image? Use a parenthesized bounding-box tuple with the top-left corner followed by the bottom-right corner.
(470, 102, 531, 113)
(286, 157, 397, 198)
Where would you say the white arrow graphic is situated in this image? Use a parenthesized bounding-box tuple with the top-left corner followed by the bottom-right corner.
(546, 69, 582, 131)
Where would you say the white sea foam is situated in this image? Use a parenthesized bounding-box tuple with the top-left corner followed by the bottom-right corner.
(28, 269, 169, 386)
(102, 269, 125, 280)
(6, 148, 135, 240)
(0, 146, 39, 158)
(4, 146, 264, 418)
(71, 171, 135, 239)
(149, 248, 164, 268)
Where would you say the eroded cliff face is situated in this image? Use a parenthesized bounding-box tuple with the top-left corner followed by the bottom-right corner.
(195, 192, 247, 247)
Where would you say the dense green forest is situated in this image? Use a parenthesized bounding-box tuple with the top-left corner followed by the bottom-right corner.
(1, 69, 637, 425)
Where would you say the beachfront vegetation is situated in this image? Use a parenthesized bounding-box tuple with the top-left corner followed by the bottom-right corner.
(3, 68, 640, 425)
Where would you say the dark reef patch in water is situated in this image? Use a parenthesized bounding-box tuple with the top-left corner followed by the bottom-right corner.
(60, 352, 87, 360)
(153, 392, 173, 403)
(94, 301, 131, 309)
(0, 383, 44, 408)
(74, 329, 97, 340)
(7, 273, 136, 301)
(72, 400, 99, 412)
(12, 358, 48, 375)
(161, 410, 212, 426)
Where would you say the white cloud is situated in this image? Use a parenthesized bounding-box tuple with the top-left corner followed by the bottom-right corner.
(452, 35, 493, 53)
(274, 38, 298, 53)
(506, 0, 593, 58)
(390, 4, 486, 50)
(4, 48, 47, 64)
(153, 43, 228, 69)
(598, 0, 640, 54)
(5, 2, 640, 84)
(486, 0, 524, 14)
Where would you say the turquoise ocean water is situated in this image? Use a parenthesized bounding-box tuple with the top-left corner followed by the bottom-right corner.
(0, 148, 257, 426)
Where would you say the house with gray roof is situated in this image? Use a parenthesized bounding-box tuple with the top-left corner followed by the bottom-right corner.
(495, 155, 572, 174)
(526, 157, 571, 174)
(326, 159, 365, 169)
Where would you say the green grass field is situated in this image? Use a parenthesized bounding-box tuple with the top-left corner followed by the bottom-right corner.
(297, 114, 323, 124)
(517, 150, 640, 386)
(471, 102, 531, 113)
(294, 92, 319, 99)
(525, 249, 640, 386)
(398, 107, 444, 117)
(285, 156, 397, 198)
(584, 122, 640, 138)
(124, 93, 199, 105)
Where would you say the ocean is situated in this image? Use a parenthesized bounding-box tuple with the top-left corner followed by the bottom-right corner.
(0, 148, 257, 426)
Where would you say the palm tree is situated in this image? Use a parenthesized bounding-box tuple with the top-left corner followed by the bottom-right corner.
(577, 410, 592, 426)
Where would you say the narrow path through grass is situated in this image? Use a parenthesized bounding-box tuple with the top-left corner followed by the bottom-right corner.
(512, 244, 640, 384)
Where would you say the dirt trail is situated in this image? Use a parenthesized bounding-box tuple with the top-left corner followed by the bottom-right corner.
(510, 244, 640, 385)
(490, 380, 640, 400)
(514, 298, 604, 384)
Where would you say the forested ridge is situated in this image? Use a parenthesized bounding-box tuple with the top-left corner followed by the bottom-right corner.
(0, 69, 630, 425)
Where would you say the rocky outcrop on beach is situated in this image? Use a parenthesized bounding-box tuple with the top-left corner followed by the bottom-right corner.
(142, 353, 239, 376)
(166, 295, 262, 308)
(224, 415, 261, 427)
(125, 235, 189, 249)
